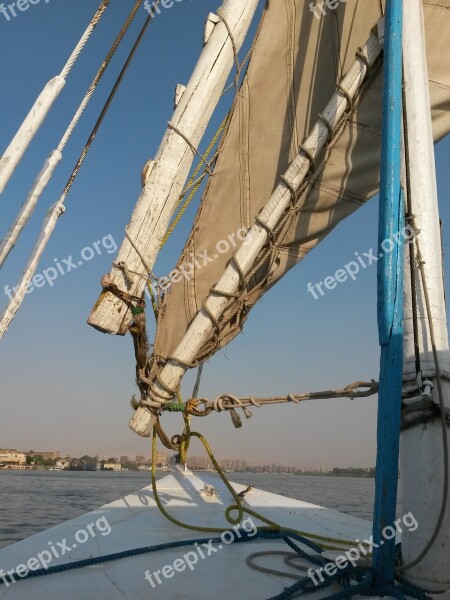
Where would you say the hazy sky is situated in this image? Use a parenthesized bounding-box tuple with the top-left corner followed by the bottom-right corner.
(1, 0, 449, 469)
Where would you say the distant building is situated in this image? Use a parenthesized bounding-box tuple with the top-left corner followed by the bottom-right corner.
(0, 450, 27, 465)
(136, 455, 147, 464)
(26, 451, 60, 460)
(155, 452, 168, 467)
(187, 455, 213, 471)
(120, 456, 130, 465)
(56, 458, 71, 470)
(104, 463, 122, 471)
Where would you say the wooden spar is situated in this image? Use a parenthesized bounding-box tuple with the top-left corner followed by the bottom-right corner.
(401, 0, 450, 588)
(129, 30, 383, 437)
(0, 78, 65, 194)
(0, 202, 65, 339)
(0, 0, 142, 269)
(372, 0, 404, 582)
(0, 150, 62, 268)
(87, 0, 260, 335)
(0, 0, 109, 195)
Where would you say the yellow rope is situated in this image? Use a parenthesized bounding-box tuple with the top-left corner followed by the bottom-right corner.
(151, 425, 370, 552)
(160, 115, 229, 248)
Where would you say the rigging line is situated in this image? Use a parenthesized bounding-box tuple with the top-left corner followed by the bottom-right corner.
(217, 8, 241, 93)
(160, 116, 229, 248)
(0, 5, 159, 339)
(0, 0, 111, 194)
(59, 5, 159, 204)
(0, 0, 144, 269)
(397, 89, 449, 574)
(192, 364, 204, 399)
(402, 84, 422, 377)
(57, 0, 143, 154)
(168, 382, 379, 418)
(59, 0, 111, 80)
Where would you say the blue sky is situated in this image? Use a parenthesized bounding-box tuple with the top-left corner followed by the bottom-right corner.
(1, 0, 449, 468)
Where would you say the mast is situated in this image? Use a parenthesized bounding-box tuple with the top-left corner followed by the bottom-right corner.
(372, 0, 404, 582)
(401, 0, 450, 588)
(87, 0, 259, 336)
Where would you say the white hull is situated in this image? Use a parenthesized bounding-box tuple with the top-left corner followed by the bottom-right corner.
(0, 468, 374, 600)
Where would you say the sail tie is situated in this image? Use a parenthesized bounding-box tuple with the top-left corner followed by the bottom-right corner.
(299, 145, 316, 174)
(255, 215, 276, 245)
(217, 8, 241, 93)
(167, 123, 214, 174)
(317, 114, 334, 143)
(336, 83, 354, 113)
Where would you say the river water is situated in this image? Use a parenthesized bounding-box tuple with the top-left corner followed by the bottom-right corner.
(0, 471, 374, 550)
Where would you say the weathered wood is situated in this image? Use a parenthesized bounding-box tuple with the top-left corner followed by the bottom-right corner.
(0, 202, 65, 338)
(401, 0, 450, 587)
(0, 0, 110, 194)
(0, 78, 65, 194)
(129, 31, 383, 437)
(87, 0, 259, 335)
(0, 150, 62, 268)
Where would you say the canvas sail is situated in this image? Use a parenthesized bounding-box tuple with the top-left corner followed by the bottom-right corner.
(151, 0, 450, 373)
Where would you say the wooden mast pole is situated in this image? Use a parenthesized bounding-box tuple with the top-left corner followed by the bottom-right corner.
(372, 0, 404, 582)
(401, 0, 450, 588)
(87, 0, 260, 335)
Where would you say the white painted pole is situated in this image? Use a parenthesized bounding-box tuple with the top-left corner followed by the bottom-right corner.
(129, 32, 383, 437)
(0, 78, 65, 194)
(87, 0, 260, 336)
(0, 202, 65, 339)
(0, 0, 109, 194)
(401, 0, 450, 589)
(0, 150, 62, 268)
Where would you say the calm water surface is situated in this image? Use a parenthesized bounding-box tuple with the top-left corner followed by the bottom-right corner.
(0, 471, 375, 549)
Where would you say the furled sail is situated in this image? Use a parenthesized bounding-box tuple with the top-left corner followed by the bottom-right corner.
(151, 0, 450, 372)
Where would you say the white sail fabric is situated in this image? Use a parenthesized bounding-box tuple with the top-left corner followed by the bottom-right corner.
(152, 0, 450, 368)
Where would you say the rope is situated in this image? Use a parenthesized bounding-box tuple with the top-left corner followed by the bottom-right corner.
(0, 530, 286, 587)
(167, 123, 213, 174)
(184, 381, 378, 418)
(57, 0, 143, 154)
(161, 115, 229, 247)
(150, 425, 367, 552)
(58, 5, 158, 209)
(402, 85, 421, 377)
(59, 0, 110, 80)
(217, 8, 241, 93)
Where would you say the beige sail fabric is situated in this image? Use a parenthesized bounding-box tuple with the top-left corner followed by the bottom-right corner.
(152, 0, 450, 368)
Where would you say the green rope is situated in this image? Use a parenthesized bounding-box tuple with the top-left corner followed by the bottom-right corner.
(151, 426, 369, 552)
(163, 403, 186, 413)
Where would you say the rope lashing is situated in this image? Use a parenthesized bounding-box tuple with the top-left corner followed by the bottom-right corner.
(217, 8, 241, 93)
(318, 113, 334, 142)
(299, 144, 316, 174)
(167, 123, 214, 175)
(161, 115, 229, 247)
(337, 84, 354, 113)
(280, 174, 299, 204)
